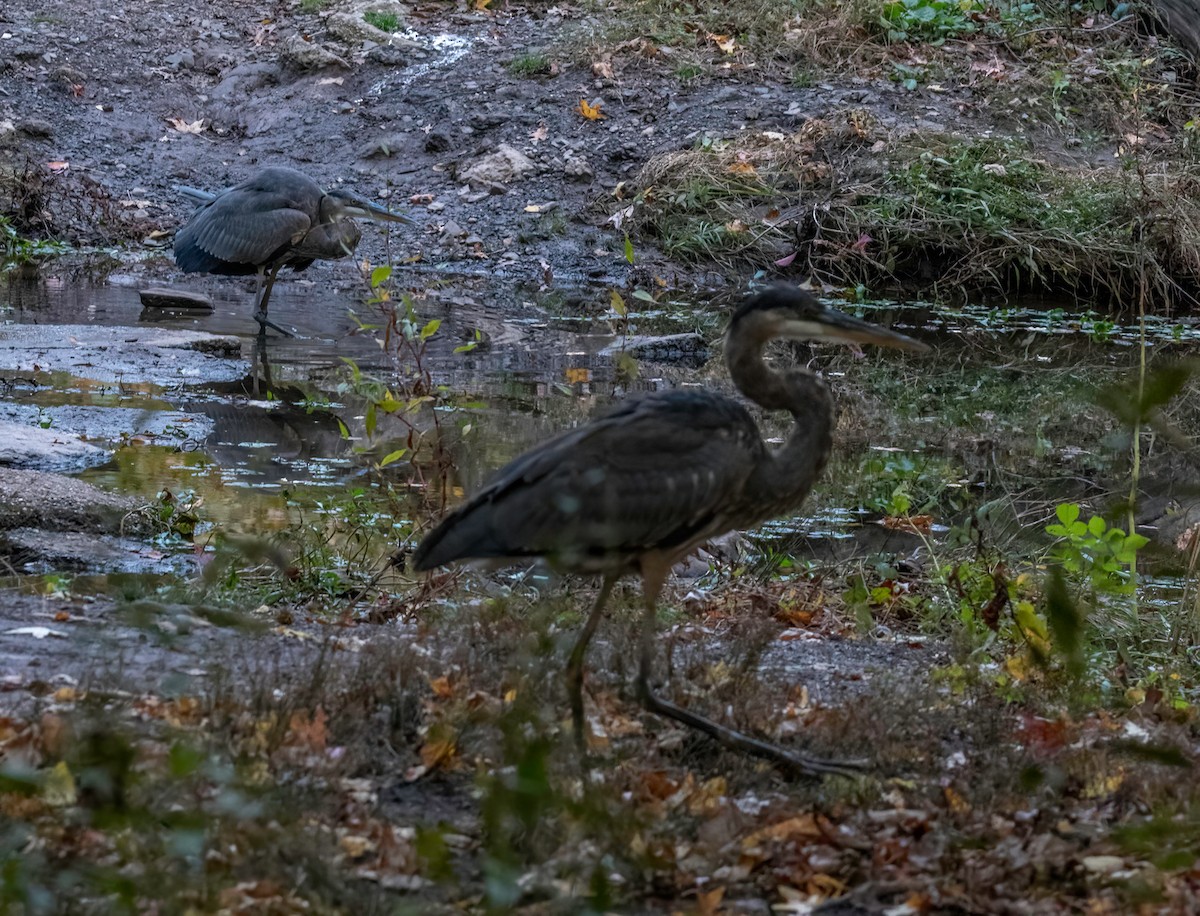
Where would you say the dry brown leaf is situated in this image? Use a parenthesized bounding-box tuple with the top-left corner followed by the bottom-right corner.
(418, 736, 456, 771)
(727, 160, 757, 176)
(530, 123, 549, 143)
(742, 813, 824, 849)
(696, 885, 725, 915)
(943, 785, 970, 814)
(428, 675, 454, 699)
(882, 514, 933, 533)
(565, 367, 591, 385)
(288, 707, 328, 751)
(167, 117, 206, 134)
(592, 59, 615, 80)
(705, 32, 736, 54)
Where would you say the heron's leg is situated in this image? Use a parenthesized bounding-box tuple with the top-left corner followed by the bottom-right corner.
(252, 264, 295, 338)
(566, 575, 616, 752)
(633, 558, 867, 780)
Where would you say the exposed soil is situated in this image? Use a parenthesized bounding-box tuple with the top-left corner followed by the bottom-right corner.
(0, 0, 1084, 289)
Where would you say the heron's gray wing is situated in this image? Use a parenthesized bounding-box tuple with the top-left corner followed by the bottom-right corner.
(174, 190, 312, 273)
(413, 390, 763, 571)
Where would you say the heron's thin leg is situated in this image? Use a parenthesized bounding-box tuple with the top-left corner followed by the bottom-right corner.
(566, 575, 615, 752)
(633, 561, 867, 779)
(253, 264, 295, 338)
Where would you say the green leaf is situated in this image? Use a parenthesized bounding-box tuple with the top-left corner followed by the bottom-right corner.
(610, 289, 627, 317)
(1087, 515, 1106, 537)
(420, 318, 442, 341)
(336, 417, 351, 439)
(370, 265, 392, 288)
(1056, 503, 1080, 526)
(379, 449, 408, 468)
(632, 289, 655, 302)
(624, 233, 635, 264)
(365, 403, 377, 439)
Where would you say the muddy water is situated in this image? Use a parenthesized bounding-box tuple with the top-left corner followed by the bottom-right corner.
(0, 274, 717, 582)
(3, 274, 1197, 591)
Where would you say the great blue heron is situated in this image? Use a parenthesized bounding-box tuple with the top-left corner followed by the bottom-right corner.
(174, 166, 414, 336)
(413, 284, 929, 777)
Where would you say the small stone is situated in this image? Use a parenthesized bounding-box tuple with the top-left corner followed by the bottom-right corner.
(424, 129, 452, 153)
(138, 288, 215, 311)
(458, 143, 536, 186)
(17, 119, 53, 138)
(279, 33, 350, 72)
(563, 156, 593, 182)
(164, 50, 195, 69)
(441, 220, 465, 238)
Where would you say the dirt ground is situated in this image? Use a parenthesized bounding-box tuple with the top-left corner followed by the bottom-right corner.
(0, 0, 1041, 288)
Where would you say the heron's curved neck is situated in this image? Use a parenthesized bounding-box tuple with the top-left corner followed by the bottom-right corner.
(726, 330, 834, 511)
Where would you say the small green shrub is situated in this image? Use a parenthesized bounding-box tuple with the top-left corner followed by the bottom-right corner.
(879, 0, 983, 44)
(363, 10, 400, 32)
(508, 52, 551, 76)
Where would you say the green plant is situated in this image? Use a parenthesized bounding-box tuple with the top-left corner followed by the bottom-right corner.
(1045, 503, 1148, 597)
(363, 10, 400, 32)
(1, 217, 68, 269)
(508, 52, 551, 76)
(879, 0, 982, 44)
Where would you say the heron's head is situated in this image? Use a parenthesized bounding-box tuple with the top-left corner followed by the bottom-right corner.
(729, 284, 929, 352)
(323, 188, 417, 225)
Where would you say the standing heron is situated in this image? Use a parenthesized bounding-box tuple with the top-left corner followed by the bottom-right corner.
(413, 284, 929, 777)
(174, 166, 414, 336)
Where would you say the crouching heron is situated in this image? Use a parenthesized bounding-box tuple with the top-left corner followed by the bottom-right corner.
(413, 284, 929, 777)
(174, 166, 414, 336)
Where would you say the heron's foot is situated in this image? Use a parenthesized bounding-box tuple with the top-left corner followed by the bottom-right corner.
(253, 311, 296, 338)
(637, 682, 867, 779)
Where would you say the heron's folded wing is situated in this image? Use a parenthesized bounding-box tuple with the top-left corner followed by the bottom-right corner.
(175, 194, 312, 271)
(414, 390, 762, 569)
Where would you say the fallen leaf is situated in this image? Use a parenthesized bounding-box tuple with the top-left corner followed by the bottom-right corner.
(530, 123, 549, 143)
(592, 59, 615, 80)
(418, 736, 456, 771)
(706, 32, 736, 54)
(697, 886, 725, 915)
(46, 161, 70, 173)
(167, 117, 206, 134)
(428, 676, 454, 699)
(565, 367, 591, 385)
(318, 76, 344, 86)
(43, 761, 76, 807)
(727, 160, 757, 176)
(578, 98, 606, 121)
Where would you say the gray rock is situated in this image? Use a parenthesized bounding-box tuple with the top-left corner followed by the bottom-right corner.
(279, 33, 350, 72)
(0, 421, 109, 472)
(458, 143, 536, 186)
(0, 529, 182, 575)
(326, 9, 412, 46)
(0, 467, 141, 534)
(139, 287, 214, 310)
(17, 119, 53, 138)
(0, 325, 244, 384)
(563, 155, 593, 182)
(209, 62, 279, 101)
(356, 133, 409, 158)
(425, 129, 452, 153)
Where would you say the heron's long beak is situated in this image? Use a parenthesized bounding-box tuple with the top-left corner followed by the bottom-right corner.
(336, 193, 417, 225)
(784, 307, 929, 352)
